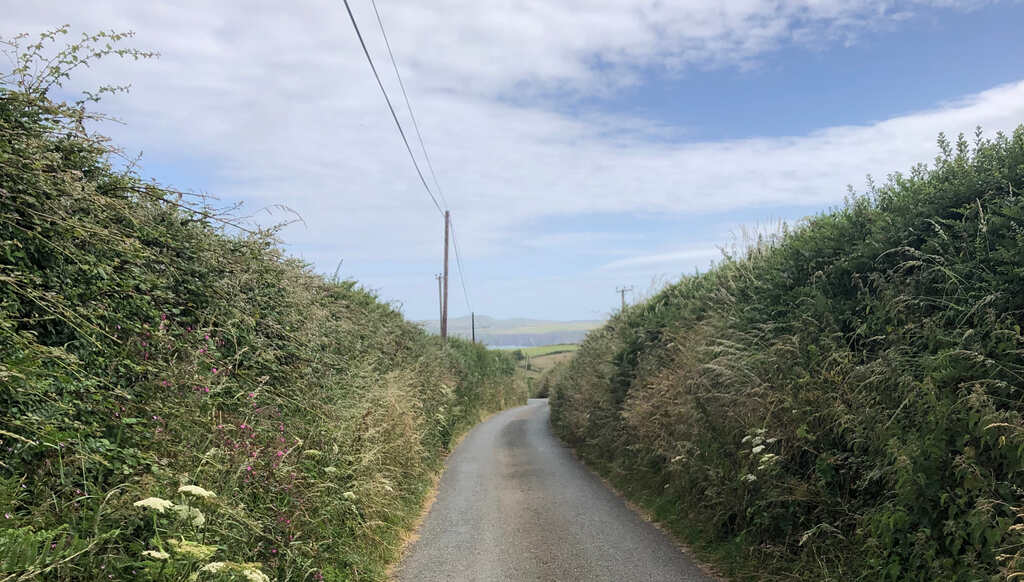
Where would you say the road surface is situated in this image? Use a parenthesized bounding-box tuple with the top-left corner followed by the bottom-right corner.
(394, 399, 716, 582)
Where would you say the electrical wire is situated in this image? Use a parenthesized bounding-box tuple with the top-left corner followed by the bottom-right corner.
(448, 215, 473, 314)
(344, 0, 474, 318)
(368, 0, 449, 211)
(340, 0, 444, 215)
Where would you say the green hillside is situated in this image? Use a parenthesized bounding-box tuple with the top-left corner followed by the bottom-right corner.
(0, 32, 524, 581)
(421, 316, 603, 347)
(550, 129, 1024, 580)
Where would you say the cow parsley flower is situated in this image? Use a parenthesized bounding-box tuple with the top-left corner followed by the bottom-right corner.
(168, 539, 217, 560)
(173, 505, 206, 527)
(242, 567, 271, 582)
(134, 497, 174, 513)
(178, 485, 217, 499)
(199, 561, 270, 582)
(142, 550, 169, 560)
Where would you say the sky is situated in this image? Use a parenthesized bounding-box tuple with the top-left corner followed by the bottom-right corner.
(4, 0, 1024, 321)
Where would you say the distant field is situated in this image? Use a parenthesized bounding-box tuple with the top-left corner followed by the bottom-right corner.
(527, 350, 576, 372)
(503, 343, 580, 357)
(503, 345, 579, 386)
(421, 316, 603, 346)
(498, 322, 599, 334)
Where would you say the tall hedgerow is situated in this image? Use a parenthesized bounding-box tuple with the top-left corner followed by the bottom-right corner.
(0, 28, 524, 581)
(551, 128, 1024, 580)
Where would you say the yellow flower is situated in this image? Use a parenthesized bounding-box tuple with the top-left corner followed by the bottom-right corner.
(134, 497, 174, 513)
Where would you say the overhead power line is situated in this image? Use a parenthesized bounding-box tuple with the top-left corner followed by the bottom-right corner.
(448, 215, 473, 314)
(368, 0, 449, 211)
(340, 0, 444, 215)
(342, 0, 475, 322)
(364, 0, 473, 317)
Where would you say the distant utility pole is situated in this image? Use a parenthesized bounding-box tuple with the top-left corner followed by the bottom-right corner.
(471, 312, 476, 343)
(441, 210, 450, 342)
(616, 286, 634, 311)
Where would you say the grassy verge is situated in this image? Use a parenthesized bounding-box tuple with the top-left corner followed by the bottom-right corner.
(549, 129, 1024, 580)
(0, 29, 525, 582)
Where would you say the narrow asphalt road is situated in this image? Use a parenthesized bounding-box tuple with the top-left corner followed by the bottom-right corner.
(394, 399, 716, 582)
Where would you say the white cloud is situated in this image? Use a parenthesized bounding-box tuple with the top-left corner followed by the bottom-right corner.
(1, 0, 1018, 319)
(600, 247, 722, 271)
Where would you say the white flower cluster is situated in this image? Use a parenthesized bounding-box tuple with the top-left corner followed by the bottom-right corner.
(242, 567, 271, 582)
(173, 504, 206, 527)
(178, 484, 217, 499)
(740, 428, 781, 483)
(134, 497, 174, 513)
(168, 538, 217, 560)
(201, 562, 228, 574)
(757, 452, 780, 472)
(200, 561, 271, 582)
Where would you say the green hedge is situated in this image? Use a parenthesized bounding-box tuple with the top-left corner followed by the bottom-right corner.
(0, 31, 524, 582)
(551, 129, 1024, 581)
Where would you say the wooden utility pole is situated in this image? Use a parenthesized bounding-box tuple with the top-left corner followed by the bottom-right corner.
(442, 210, 450, 342)
(616, 286, 633, 311)
(436, 274, 443, 334)
(471, 312, 476, 343)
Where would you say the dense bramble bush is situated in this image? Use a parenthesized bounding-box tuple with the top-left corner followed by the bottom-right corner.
(0, 28, 524, 581)
(550, 128, 1024, 580)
